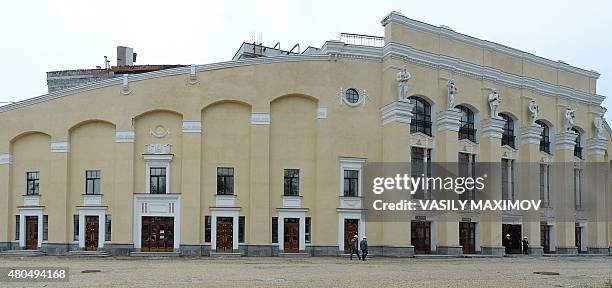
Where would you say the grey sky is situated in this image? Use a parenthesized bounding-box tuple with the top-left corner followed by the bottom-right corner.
(1, 0, 610, 123)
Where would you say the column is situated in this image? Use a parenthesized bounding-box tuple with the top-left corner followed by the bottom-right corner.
(553, 130, 578, 254)
(180, 119, 202, 254)
(113, 126, 135, 255)
(479, 117, 505, 255)
(380, 99, 414, 257)
(585, 137, 608, 254)
(433, 108, 463, 255)
(519, 124, 544, 255)
(0, 151, 10, 249)
(249, 110, 271, 255)
(47, 135, 70, 251)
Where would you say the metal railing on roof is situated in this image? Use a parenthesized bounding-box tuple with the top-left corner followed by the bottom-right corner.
(340, 33, 384, 47)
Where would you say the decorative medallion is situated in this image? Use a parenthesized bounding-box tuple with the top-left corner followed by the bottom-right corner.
(150, 125, 170, 138)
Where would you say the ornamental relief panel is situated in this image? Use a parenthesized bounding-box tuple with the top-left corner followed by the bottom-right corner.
(458, 138, 479, 155)
(410, 132, 433, 149)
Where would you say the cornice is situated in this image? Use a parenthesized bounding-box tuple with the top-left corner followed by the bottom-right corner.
(0, 55, 331, 114)
(381, 11, 600, 79)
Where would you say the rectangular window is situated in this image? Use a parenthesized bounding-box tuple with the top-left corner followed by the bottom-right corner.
(271, 217, 278, 243)
(216, 167, 235, 195)
(238, 216, 245, 243)
(343, 170, 359, 197)
(85, 170, 101, 195)
(204, 216, 211, 243)
(149, 167, 167, 194)
(411, 147, 432, 200)
(540, 164, 551, 208)
(501, 159, 515, 201)
(26, 172, 40, 195)
(305, 217, 311, 244)
(459, 153, 476, 201)
(15, 215, 20, 240)
(105, 215, 112, 241)
(73, 215, 79, 241)
(43, 215, 48, 241)
(283, 169, 299, 196)
(574, 168, 583, 210)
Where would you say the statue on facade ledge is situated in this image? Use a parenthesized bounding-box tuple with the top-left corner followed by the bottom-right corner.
(564, 107, 576, 131)
(396, 66, 411, 100)
(488, 90, 501, 119)
(447, 79, 458, 110)
(528, 100, 539, 125)
(594, 116, 604, 139)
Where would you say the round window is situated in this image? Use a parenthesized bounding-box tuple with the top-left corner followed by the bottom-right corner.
(345, 88, 360, 105)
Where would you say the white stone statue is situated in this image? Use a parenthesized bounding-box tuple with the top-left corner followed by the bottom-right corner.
(594, 116, 604, 139)
(528, 100, 539, 125)
(396, 66, 411, 100)
(446, 79, 458, 109)
(488, 90, 501, 119)
(564, 107, 575, 131)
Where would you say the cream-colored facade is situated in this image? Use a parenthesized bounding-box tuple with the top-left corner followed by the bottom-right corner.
(0, 11, 610, 256)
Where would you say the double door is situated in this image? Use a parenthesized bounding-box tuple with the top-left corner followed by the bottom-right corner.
(142, 216, 174, 252)
(284, 218, 299, 253)
(85, 216, 99, 251)
(25, 216, 38, 250)
(459, 222, 476, 254)
(343, 219, 359, 253)
(411, 221, 431, 254)
(216, 217, 233, 253)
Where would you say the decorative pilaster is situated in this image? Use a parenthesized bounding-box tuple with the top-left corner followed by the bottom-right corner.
(47, 136, 70, 244)
(553, 130, 579, 255)
(479, 117, 505, 255)
(113, 129, 135, 246)
(380, 99, 414, 256)
(519, 124, 544, 255)
(586, 137, 609, 254)
(433, 108, 463, 255)
(181, 117, 202, 248)
(249, 109, 271, 247)
(0, 152, 10, 244)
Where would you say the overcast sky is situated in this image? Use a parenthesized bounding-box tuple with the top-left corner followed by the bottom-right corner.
(1, 0, 610, 123)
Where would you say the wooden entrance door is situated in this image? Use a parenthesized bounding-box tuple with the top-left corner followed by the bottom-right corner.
(540, 224, 550, 254)
(343, 219, 359, 253)
(284, 218, 299, 253)
(216, 217, 233, 253)
(575, 226, 582, 253)
(459, 222, 476, 254)
(85, 216, 99, 251)
(411, 221, 431, 254)
(25, 216, 38, 250)
(502, 224, 522, 254)
(141, 217, 174, 252)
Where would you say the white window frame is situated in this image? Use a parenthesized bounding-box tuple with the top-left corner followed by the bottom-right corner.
(144, 157, 172, 194)
(339, 158, 366, 197)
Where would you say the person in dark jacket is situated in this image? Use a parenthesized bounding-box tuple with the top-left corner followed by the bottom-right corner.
(349, 235, 361, 260)
(360, 236, 368, 261)
(503, 234, 512, 255)
(522, 236, 529, 255)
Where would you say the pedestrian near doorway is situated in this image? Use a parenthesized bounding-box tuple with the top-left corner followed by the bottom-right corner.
(349, 235, 361, 260)
(360, 236, 368, 261)
(522, 236, 529, 255)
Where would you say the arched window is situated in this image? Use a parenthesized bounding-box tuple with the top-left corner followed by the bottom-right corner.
(457, 105, 476, 142)
(571, 127, 582, 159)
(535, 120, 550, 154)
(408, 96, 432, 136)
(500, 113, 515, 148)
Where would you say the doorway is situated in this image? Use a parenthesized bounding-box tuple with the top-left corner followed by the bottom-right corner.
(141, 216, 174, 252)
(541, 224, 550, 254)
(85, 216, 99, 251)
(575, 225, 583, 253)
(411, 221, 431, 254)
(502, 224, 522, 254)
(284, 218, 299, 253)
(459, 222, 476, 254)
(216, 217, 233, 253)
(343, 219, 359, 253)
(25, 216, 38, 250)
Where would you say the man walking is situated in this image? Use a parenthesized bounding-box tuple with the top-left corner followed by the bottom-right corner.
(349, 235, 361, 260)
(503, 234, 512, 255)
(360, 236, 368, 261)
(522, 236, 529, 255)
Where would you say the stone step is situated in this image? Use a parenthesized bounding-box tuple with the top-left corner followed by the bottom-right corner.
(210, 252, 242, 258)
(67, 251, 111, 257)
(130, 252, 180, 257)
(279, 252, 310, 257)
(0, 250, 45, 257)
